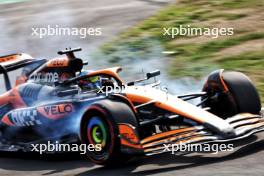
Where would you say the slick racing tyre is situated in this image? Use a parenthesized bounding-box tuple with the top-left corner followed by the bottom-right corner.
(80, 100, 137, 166)
(203, 70, 261, 118)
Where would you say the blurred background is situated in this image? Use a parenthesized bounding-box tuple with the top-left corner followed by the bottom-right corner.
(1, 0, 263, 97)
(0, 0, 264, 175)
(97, 0, 264, 100)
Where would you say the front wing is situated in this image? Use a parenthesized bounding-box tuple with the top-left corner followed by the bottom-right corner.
(119, 113, 264, 156)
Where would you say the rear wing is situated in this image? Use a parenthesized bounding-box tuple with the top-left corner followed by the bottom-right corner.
(0, 53, 46, 91)
(0, 53, 34, 73)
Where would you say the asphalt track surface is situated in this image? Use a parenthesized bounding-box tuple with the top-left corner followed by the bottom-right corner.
(0, 0, 264, 176)
(0, 134, 263, 176)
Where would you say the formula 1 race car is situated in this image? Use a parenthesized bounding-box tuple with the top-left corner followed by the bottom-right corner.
(0, 47, 263, 165)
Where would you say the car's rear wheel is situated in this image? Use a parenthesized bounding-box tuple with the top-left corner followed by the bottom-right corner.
(203, 70, 261, 118)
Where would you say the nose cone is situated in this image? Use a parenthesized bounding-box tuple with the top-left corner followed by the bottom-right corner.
(204, 122, 236, 139)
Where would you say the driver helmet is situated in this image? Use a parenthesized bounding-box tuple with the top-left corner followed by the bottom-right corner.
(78, 70, 101, 90)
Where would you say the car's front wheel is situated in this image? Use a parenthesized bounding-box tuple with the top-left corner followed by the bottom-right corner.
(203, 70, 261, 118)
(80, 100, 136, 166)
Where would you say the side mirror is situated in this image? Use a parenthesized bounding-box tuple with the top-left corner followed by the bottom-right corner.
(146, 70, 160, 79)
(127, 70, 161, 86)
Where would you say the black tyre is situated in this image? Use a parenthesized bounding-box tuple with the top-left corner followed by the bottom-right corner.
(223, 71, 261, 113)
(80, 100, 137, 166)
(203, 70, 261, 118)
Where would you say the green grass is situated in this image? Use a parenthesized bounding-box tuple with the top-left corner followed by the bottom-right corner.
(99, 0, 264, 102)
(101, 0, 263, 56)
(167, 32, 264, 81)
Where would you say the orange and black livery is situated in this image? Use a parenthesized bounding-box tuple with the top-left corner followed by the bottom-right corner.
(0, 47, 263, 166)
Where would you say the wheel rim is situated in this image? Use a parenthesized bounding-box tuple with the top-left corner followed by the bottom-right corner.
(87, 116, 107, 148)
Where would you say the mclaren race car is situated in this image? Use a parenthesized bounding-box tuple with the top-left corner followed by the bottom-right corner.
(0, 47, 263, 165)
